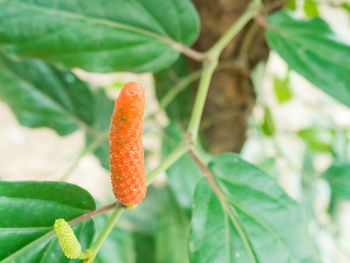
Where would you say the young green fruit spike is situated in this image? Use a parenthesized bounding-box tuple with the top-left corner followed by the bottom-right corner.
(109, 81, 146, 206)
(54, 219, 82, 259)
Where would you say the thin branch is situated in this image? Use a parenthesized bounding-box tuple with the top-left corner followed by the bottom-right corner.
(255, 15, 270, 28)
(207, 0, 262, 57)
(255, 0, 285, 29)
(145, 59, 249, 121)
(262, 0, 286, 15)
(188, 150, 224, 200)
(187, 0, 262, 142)
(239, 21, 260, 62)
(69, 201, 122, 225)
(145, 141, 192, 185)
(83, 207, 124, 263)
(166, 39, 206, 61)
(144, 69, 202, 121)
(186, 60, 218, 141)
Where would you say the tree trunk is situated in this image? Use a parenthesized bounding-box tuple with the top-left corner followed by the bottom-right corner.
(191, 0, 283, 154)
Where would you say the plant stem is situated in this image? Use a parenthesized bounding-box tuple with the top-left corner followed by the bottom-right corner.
(187, 0, 261, 142)
(145, 70, 202, 121)
(83, 207, 124, 263)
(166, 38, 206, 61)
(186, 60, 217, 142)
(145, 59, 248, 122)
(145, 142, 191, 185)
(69, 201, 121, 226)
(208, 0, 262, 57)
(159, 71, 202, 110)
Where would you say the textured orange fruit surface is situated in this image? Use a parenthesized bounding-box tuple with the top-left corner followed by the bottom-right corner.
(109, 82, 146, 205)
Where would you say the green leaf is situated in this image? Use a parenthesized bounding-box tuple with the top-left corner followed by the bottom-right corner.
(261, 106, 276, 136)
(133, 233, 155, 263)
(162, 123, 202, 210)
(298, 126, 335, 152)
(257, 157, 279, 179)
(4, 221, 95, 263)
(85, 89, 114, 170)
(266, 11, 350, 107)
(155, 189, 190, 263)
(0, 56, 94, 136)
(190, 178, 252, 263)
(0, 0, 199, 73)
(303, 0, 319, 17)
(0, 181, 96, 262)
(323, 162, 350, 200)
(285, 0, 296, 11)
(273, 73, 292, 104)
(155, 55, 194, 126)
(341, 2, 350, 13)
(94, 216, 135, 263)
(190, 154, 320, 263)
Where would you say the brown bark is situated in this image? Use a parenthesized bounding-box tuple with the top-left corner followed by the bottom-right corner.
(191, 0, 283, 154)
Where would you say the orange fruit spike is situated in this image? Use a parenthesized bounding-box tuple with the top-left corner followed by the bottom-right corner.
(109, 82, 146, 205)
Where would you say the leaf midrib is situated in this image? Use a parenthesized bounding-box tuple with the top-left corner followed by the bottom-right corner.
(0, 227, 51, 231)
(220, 198, 257, 263)
(1, 195, 89, 214)
(0, 229, 54, 263)
(216, 175, 301, 262)
(1, 0, 176, 47)
(226, 199, 299, 263)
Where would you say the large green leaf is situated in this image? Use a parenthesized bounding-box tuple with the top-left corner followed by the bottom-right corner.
(0, 0, 199, 73)
(266, 11, 350, 107)
(0, 55, 94, 136)
(0, 181, 96, 262)
(190, 154, 319, 263)
(323, 162, 350, 200)
(155, 189, 189, 263)
(162, 123, 202, 210)
(3, 221, 95, 263)
(190, 178, 252, 263)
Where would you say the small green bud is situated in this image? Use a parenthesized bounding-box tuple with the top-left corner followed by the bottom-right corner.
(54, 219, 81, 259)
